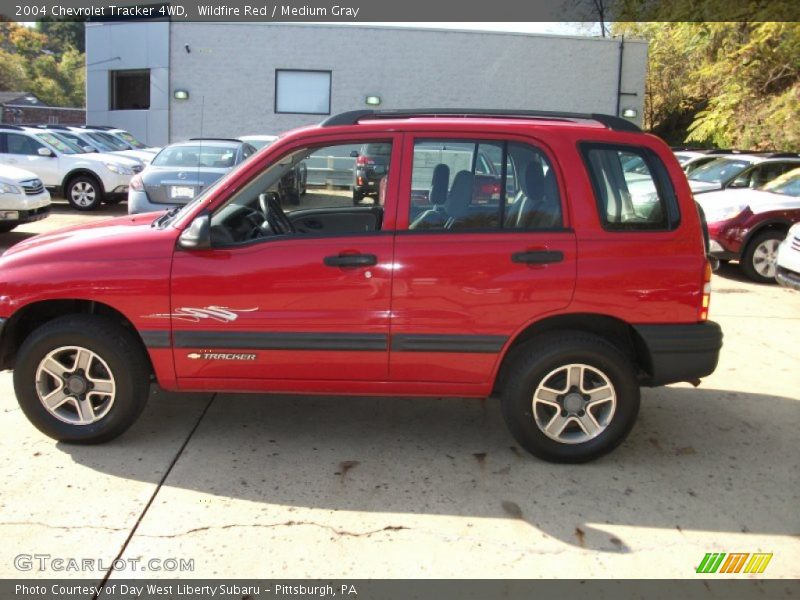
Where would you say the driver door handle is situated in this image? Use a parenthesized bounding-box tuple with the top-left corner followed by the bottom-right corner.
(323, 253, 378, 268)
(511, 250, 564, 264)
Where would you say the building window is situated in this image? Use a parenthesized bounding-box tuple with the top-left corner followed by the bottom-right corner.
(275, 69, 331, 115)
(110, 69, 150, 110)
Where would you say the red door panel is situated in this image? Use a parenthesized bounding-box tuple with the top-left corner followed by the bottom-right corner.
(390, 232, 577, 383)
(170, 235, 393, 381)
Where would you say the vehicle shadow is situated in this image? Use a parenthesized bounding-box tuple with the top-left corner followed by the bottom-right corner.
(0, 230, 38, 247)
(713, 260, 772, 286)
(59, 385, 797, 551)
(47, 199, 128, 217)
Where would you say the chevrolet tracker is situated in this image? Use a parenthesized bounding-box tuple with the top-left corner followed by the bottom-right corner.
(0, 109, 723, 463)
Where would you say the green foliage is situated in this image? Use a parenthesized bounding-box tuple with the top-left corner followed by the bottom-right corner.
(0, 21, 84, 108)
(36, 20, 86, 54)
(614, 19, 800, 150)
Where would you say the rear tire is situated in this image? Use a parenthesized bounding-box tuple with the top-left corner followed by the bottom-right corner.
(353, 190, 364, 205)
(66, 175, 104, 211)
(13, 315, 151, 443)
(742, 230, 784, 283)
(0, 223, 17, 233)
(500, 332, 640, 463)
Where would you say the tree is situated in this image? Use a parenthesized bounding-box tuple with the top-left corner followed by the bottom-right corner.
(0, 21, 85, 107)
(614, 20, 800, 150)
(36, 20, 85, 54)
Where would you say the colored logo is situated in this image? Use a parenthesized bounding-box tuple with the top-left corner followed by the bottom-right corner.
(696, 552, 772, 574)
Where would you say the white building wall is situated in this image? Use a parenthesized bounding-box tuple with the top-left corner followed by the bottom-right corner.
(86, 23, 647, 145)
(85, 21, 170, 146)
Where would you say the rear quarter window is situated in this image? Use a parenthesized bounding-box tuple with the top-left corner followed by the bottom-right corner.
(580, 143, 680, 231)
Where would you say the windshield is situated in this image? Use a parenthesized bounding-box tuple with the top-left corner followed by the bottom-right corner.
(88, 131, 129, 152)
(152, 144, 237, 168)
(35, 132, 82, 155)
(674, 153, 695, 166)
(58, 132, 99, 152)
(115, 131, 148, 149)
(688, 158, 752, 183)
(760, 167, 800, 197)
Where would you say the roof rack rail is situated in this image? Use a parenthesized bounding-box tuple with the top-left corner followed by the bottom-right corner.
(320, 109, 642, 133)
(0, 124, 28, 131)
(706, 148, 743, 154)
(762, 152, 800, 159)
(81, 125, 115, 131)
(188, 137, 243, 143)
(34, 124, 70, 130)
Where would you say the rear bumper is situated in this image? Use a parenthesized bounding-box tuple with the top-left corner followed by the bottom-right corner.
(634, 322, 723, 386)
(128, 190, 178, 215)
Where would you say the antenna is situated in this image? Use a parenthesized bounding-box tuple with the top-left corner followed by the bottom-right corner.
(197, 95, 204, 192)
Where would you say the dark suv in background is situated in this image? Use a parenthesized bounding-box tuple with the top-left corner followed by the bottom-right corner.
(352, 142, 391, 204)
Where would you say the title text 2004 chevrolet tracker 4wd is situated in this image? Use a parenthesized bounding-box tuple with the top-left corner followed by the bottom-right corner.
(0, 110, 722, 463)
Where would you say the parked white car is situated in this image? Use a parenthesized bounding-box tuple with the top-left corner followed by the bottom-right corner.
(776, 221, 800, 291)
(0, 164, 50, 233)
(687, 153, 800, 195)
(36, 125, 154, 164)
(0, 125, 143, 211)
(81, 126, 161, 155)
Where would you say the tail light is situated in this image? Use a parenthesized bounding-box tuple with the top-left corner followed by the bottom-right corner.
(357, 176, 364, 186)
(129, 174, 143, 191)
(699, 261, 712, 321)
(479, 182, 502, 200)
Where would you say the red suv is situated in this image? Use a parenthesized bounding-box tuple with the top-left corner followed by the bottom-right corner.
(0, 109, 722, 463)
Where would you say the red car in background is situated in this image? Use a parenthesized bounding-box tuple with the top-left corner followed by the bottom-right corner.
(698, 168, 800, 282)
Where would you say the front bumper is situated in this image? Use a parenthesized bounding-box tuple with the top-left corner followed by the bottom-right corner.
(634, 322, 723, 386)
(0, 317, 7, 371)
(776, 267, 800, 291)
(0, 205, 50, 225)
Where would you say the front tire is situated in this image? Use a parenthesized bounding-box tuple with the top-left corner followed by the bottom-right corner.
(13, 315, 151, 443)
(66, 175, 104, 211)
(742, 231, 784, 283)
(500, 332, 640, 463)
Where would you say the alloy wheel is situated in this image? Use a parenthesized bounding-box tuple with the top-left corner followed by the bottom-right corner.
(532, 363, 617, 444)
(34, 346, 116, 425)
(71, 182, 96, 208)
(751, 238, 780, 279)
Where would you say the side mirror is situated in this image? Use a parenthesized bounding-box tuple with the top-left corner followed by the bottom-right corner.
(37, 147, 54, 157)
(349, 150, 359, 158)
(178, 214, 211, 250)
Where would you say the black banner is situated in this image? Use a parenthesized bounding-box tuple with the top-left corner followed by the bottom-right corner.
(2, 0, 799, 22)
(2, 579, 798, 600)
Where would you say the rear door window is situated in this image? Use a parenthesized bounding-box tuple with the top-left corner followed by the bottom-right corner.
(581, 144, 680, 231)
(408, 139, 562, 231)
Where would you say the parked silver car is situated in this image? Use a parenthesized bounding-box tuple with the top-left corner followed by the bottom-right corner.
(128, 139, 255, 214)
